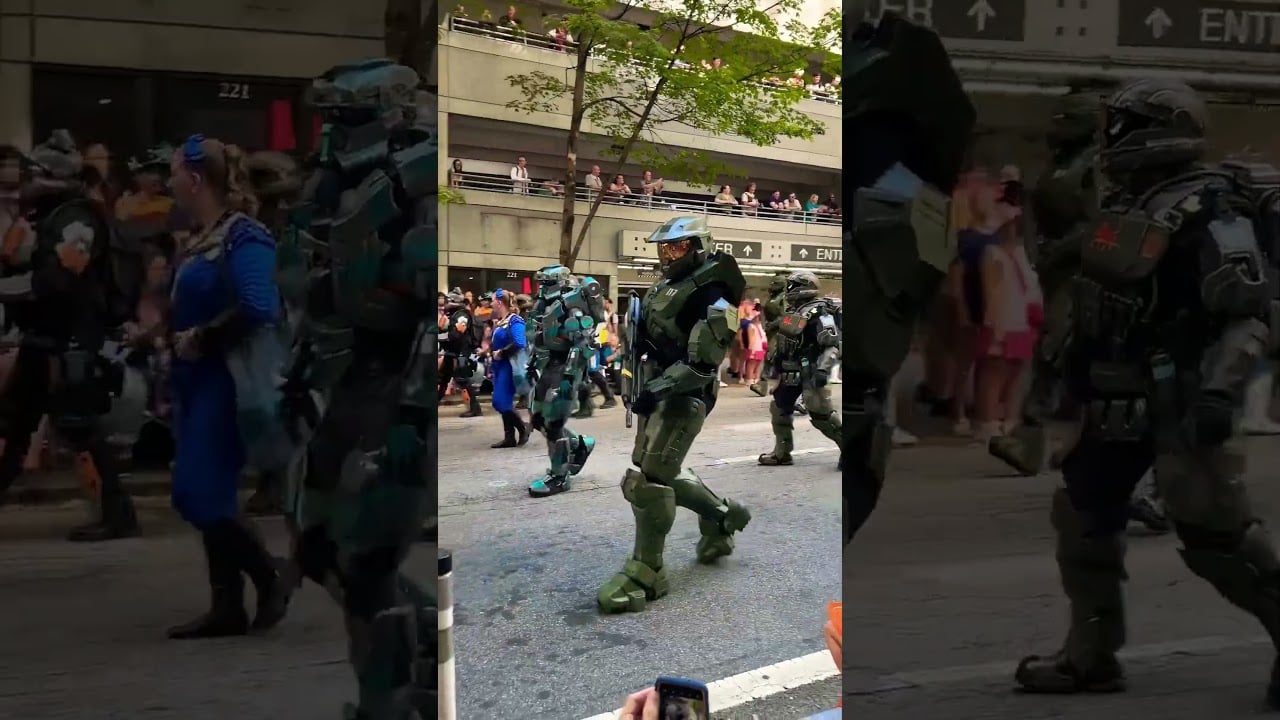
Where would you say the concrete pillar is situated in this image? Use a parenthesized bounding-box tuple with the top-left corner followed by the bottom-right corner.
(0, 62, 31, 150)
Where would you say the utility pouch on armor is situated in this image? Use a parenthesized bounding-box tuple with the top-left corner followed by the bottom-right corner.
(777, 312, 807, 338)
(1085, 397, 1148, 442)
(1148, 352, 1181, 451)
(1081, 212, 1169, 284)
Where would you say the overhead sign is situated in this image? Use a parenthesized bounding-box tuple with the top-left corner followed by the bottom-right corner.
(1118, 1, 1280, 52)
(709, 239, 763, 261)
(861, 0, 1026, 41)
(790, 244, 842, 264)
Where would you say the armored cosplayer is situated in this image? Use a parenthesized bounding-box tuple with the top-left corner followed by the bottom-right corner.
(757, 270, 842, 467)
(526, 264, 603, 498)
(283, 59, 436, 719)
(845, 13, 974, 545)
(1013, 78, 1280, 707)
(438, 287, 483, 417)
(599, 216, 751, 614)
(0, 131, 145, 542)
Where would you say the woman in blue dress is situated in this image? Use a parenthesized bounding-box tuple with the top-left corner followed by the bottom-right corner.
(487, 289, 530, 448)
(164, 135, 290, 639)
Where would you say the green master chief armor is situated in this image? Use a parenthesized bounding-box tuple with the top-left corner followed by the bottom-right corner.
(988, 89, 1103, 476)
(845, 13, 974, 545)
(527, 265, 605, 498)
(282, 59, 436, 720)
(599, 215, 751, 614)
(758, 271, 842, 466)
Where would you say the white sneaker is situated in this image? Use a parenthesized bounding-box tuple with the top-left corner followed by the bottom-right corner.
(719, 381, 728, 388)
(892, 427, 918, 447)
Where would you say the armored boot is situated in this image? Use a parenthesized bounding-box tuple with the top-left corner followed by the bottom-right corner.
(572, 388, 594, 419)
(67, 450, 141, 542)
(668, 468, 751, 563)
(491, 412, 519, 448)
(598, 469, 676, 613)
(529, 426, 573, 497)
(1176, 522, 1280, 707)
(749, 378, 769, 397)
(1015, 489, 1127, 693)
(759, 401, 795, 466)
(167, 527, 250, 639)
(460, 390, 483, 418)
(989, 424, 1048, 477)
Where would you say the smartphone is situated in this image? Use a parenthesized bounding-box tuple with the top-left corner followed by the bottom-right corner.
(656, 676, 710, 720)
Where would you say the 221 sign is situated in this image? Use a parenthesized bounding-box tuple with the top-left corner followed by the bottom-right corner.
(218, 82, 251, 100)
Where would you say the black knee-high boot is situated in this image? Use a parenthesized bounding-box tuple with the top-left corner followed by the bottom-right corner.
(221, 519, 292, 631)
(167, 527, 249, 639)
(513, 411, 530, 446)
(492, 412, 518, 448)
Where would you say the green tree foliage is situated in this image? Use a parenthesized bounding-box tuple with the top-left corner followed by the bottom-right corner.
(503, 0, 840, 269)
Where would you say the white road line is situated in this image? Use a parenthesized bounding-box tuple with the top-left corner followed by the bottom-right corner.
(578, 650, 837, 720)
(877, 633, 1269, 689)
(714, 447, 837, 465)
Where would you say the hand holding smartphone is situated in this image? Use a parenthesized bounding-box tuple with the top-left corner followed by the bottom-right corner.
(656, 676, 709, 720)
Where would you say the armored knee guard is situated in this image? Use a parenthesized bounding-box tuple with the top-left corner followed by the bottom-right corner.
(667, 468, 751, 564)
(809, 408, 842, 448)
(1050, 488, 1128, 666)
(1176, 521, 1280, 649)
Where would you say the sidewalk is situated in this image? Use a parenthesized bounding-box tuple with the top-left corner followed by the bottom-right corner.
(5, 468, 253, 505)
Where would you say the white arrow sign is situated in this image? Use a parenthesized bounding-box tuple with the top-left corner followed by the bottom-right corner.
(798, 248, 808, 258)
(1144, 7, 1172, 39)
(742, 246, 753, 256)
(967, 0, 996, 32)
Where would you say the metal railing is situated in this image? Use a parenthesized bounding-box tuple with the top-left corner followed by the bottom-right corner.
(448, 172, 842, 226)
(446, 15, 841, 106)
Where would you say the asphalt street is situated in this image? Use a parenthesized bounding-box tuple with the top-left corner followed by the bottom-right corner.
(439, 386, 844, 720)
(846, 433, 1280, 719)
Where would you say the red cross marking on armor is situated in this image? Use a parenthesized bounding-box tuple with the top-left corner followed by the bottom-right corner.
(1092, 222, 1118, 251)
(783, 317, 793, 325)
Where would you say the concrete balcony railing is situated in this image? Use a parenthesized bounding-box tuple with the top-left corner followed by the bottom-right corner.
(441, 179, 842, 279)
(438, 20, 840, 169)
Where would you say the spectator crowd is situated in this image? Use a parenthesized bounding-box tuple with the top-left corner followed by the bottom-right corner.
(448, 156, 840, 224)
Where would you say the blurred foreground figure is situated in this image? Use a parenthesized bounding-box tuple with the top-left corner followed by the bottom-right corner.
(283, 60, 437, 719)
(844, 13, 974, 545)
(986, 90, 1170, 534)
(1013, 78, 1280, 707)
(0, 131, 146, 541)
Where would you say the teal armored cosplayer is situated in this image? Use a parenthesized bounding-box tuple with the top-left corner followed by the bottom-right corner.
(598, 216, 751, 613)
(527, 264, 604, 497)
(279, 59, 437, 719)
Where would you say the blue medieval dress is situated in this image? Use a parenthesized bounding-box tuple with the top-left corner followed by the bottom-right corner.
(489, 313, 526, 413)
(169, 217, 279, 528)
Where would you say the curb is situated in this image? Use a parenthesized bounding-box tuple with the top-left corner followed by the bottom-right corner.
(6, 471, 256, 506)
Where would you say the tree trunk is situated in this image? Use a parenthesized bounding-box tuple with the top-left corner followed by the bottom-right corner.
(384, 0, 436, 78)
(559, 41, 592, 270)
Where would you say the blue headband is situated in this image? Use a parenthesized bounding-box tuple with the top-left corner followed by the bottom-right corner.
(493, 289, 508, 302)
(182, 134, 206, 166)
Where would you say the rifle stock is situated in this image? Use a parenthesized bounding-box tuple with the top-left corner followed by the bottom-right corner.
(622, 290, 642, 429)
